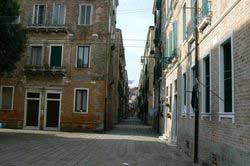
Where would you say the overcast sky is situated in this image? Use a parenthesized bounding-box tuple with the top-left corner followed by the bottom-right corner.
(117, 0, 154, 88)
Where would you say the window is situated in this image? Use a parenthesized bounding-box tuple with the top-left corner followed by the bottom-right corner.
(74, 89, 89, 113)
(222, 41, 233, 112)
(190, 66, 195, 115)
(50, 45, 63, 67)
(173, 21, 178, 55)
(79, 4, 92, 25)
(182, 73, 187, 114)
(0, 86, 14, 110)
(182, 3, 186, 41)
(77, 46, 90, 68)
(33, 4, 46, 25)
(201, 0, 209, 17)
(174, 79, 177, 93)
(169, 83, 172, 112)
(30, 46, 43, 66)
(169, 31, 173, 56)
(191, 0, 196, 22)
(219, 37, 234, 122)
(53, 3, 65, 25)
(166, 86, 169, 97)
(204, 56, 210, 113)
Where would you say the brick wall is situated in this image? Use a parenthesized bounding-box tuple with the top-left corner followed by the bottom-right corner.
(161, 0, 250, 165)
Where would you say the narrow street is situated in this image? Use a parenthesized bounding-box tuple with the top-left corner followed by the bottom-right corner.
(0, 117, 192, 166)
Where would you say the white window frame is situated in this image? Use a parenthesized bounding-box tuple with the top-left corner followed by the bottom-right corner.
(23, 90, 41, 130)
(218, 33, 235, 123)
(201, 54, 212, 120)
(78, 4, 93, 26)
(0, 86, 15, 110)
(32, 4, 47, 25)
(75, 45, 91, 68)
(29, 44, 44, 66)
(73, 88, 89, 114)
(48, 44, 64, 67)
(182, 72, 187, 116)
(52, 3, 66, 25)
(44, 90, 62, 131)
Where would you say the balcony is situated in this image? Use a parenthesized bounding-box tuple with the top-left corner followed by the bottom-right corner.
(187, 21, 196, 43)
(198, 1, 212, 32)
(24, 65, 66, 77)
(27, 17, 68, 33)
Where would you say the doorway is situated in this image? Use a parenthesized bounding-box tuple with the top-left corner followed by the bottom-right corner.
(44, 91, 61, 130)
(25, 92, 41, 129)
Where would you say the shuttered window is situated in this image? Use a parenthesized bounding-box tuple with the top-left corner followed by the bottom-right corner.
(169, 31, 173, 56)
(173, 21, 178, 54)
(182, 3, 186, 41)
(50, 46, 63, 67)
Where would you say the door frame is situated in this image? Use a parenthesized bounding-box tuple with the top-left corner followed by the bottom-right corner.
(23, 90, 41, 130)
(44, 90, 62, 131)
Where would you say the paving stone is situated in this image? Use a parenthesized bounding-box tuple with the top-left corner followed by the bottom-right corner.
(0, 117, 193, 166)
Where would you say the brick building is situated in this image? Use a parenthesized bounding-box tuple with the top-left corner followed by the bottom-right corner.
(151, 0, 250, 165)
(108, 28, 128, 128)
(0, 0, 126, 132)
(138, 26, 155, 125)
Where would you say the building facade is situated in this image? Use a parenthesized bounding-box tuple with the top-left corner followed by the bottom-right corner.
(152, 0, 250, 165)
(138, 26, 155, 125)
(0, 0, 125, 132)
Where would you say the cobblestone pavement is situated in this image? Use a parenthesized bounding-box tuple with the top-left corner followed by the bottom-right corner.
(0, 117, 193, 166)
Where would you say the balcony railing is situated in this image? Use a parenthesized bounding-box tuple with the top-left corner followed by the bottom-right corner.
(24, 65, 66, 76)
(27, 16, 68, 32)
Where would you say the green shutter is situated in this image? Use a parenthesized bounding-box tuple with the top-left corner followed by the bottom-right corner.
(183, 3, 186, 41)
(173, 21, 178, 54)
(202, 0, 209, 17)
(50, 46, 62, 67)
(169, 31, 173, 57)
(191, 0, 196, 23)
(165, 38, 168, 60)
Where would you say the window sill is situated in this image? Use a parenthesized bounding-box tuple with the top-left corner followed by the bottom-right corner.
(73, 111, 88, 115)
(200, 112, 212, 121)
(189, 112, 195, 118)
(77, 24, 93, 26)
(0, 109, 13, 111)
(219, 112, 235, 123)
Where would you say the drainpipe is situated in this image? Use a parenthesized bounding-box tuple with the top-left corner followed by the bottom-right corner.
(194, 0, 199, 163)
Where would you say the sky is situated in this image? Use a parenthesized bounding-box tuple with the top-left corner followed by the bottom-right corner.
(117, 0, 154, 88)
